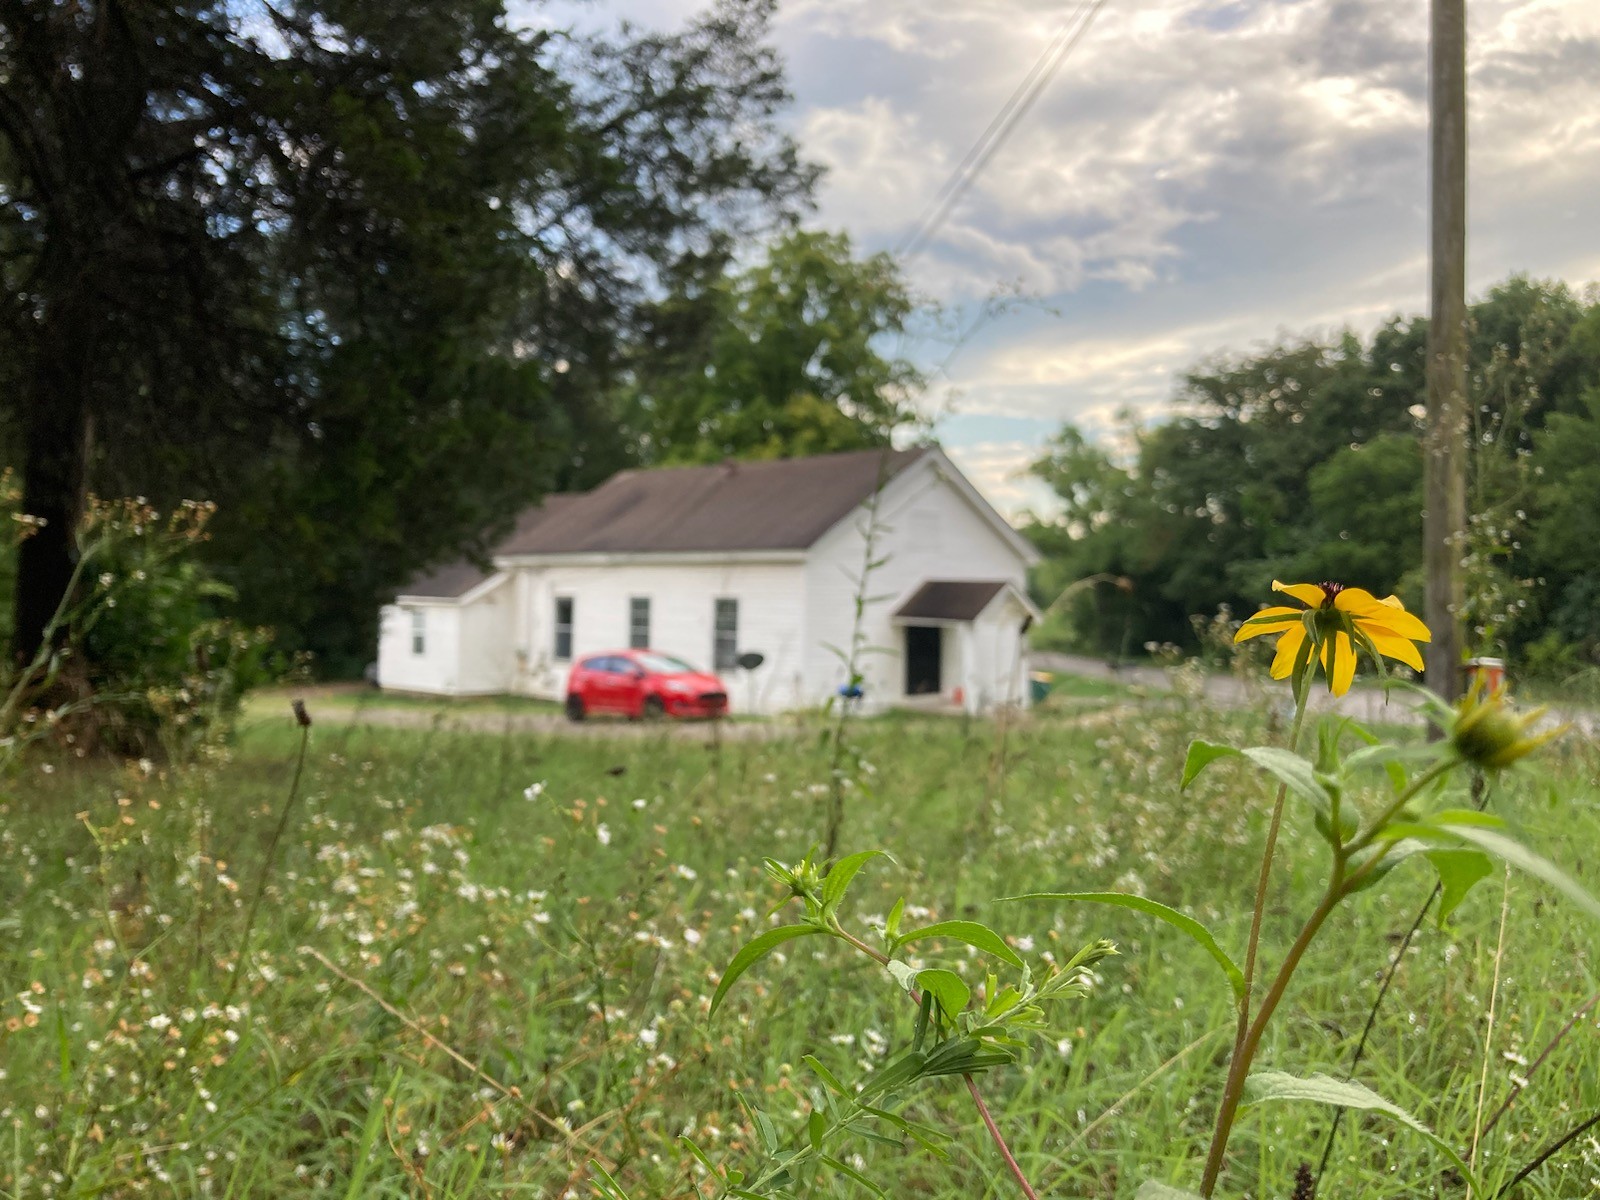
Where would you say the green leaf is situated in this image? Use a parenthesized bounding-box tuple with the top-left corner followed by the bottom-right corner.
(821, 850, 890, 915)
(736, 1095, 781, 1155)
(914, 968, 971, 1021)
(821, 1154, 887, 1196)
(588, 1160, 632, 1200)
(1182, 742, 1334, 819)
(884, 896, 906, 940)
(1238, 746, 1334, 816)
(1432, 825, 1600, 924)
(1181, 739, 1238, 789)
(803, 1054, 849, 1097)
(679, 1136, 720, 1177)
(709, 924, 825, 1016)
(1426, 808, 1507, 828)
(1344, 740, 1449, 796)
(1244, 1071, 1480, 1194)
(1004, 891, 1244, 1003)
(858, 1048, 929, 1100)
(807, 1110, 827, 1152)
(1134, 1183, 1206, 1200)
(1425, 849, 1495, 925)
(895, 920, 1024, 969)
(921, 1035, 1014, 1077)
(1345, 839, 1429, 894)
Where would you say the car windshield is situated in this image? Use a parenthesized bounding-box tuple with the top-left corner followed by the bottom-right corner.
(633, 652, 699, 675)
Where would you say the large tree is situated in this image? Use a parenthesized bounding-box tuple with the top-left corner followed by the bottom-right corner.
(0, 0, 815, 669)
(622, 228, 925, 463)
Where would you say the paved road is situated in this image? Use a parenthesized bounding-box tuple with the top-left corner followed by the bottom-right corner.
(1030, 651, 1598, 736)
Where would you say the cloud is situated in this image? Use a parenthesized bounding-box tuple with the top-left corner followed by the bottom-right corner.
(940, 439, 1057, 519)
(530, 0, 1600, 514)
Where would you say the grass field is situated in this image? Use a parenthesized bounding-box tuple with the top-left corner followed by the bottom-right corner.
(3, 690, 1598, 1199)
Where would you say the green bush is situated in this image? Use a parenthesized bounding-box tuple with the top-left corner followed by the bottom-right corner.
(2, 496, 282, 764)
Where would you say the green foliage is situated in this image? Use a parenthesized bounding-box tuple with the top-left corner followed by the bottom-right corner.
(5, 673, 1597, 1198)
(1024, 277, 1600, 669)
(625, 229, 926, 464)
(1243, 1071, 1480, 1193)
(1003, 892, 1244, 1003)
(70, 500, 280, 757)
(1, 0, 818, 670)
(0, 496, 277, 765)
(710, 849, 1116, 1196)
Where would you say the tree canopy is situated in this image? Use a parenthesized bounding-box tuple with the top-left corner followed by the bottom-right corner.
(1025, 277, 1600, 671)
(622, 229, 925, 464)
(1, 0, 818, 671)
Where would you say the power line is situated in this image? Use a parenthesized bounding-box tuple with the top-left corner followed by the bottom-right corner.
(895, 0, 1110, 264)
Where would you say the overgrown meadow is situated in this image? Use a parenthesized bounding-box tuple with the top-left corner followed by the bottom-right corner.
(3, 690, 1598, 1198)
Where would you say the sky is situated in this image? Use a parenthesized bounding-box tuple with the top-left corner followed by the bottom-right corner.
(533, 0, 1600, 516)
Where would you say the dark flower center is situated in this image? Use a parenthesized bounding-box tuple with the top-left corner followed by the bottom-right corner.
(1318, 581, 1346, 607)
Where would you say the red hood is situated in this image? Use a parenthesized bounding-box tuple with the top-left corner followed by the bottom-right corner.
(658, 671, 725, 692)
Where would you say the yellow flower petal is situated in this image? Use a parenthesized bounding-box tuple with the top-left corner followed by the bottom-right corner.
(1354, 606, 1431, 645)
(1321, 631, 1356, 696)
(1269, 625, 1306, 680)
(1235, 607, 1304, 643)
(1332, 587, 1387, 616)
(1272, 580, 1327, 609)
(1367, 630, 1424, 672)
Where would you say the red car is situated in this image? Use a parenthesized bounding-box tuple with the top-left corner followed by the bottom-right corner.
(564, 650, 730, 721)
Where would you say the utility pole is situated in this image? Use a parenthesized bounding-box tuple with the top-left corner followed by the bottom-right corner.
(1424, 0, 1468, 701)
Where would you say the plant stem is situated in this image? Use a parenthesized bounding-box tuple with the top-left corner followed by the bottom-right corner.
(823, 448, 891, 862)
(1311, 883, 1439, 1191)
(966, 1074, 1041, 1200)
(1480, 989, 1600, 1138)
(1201, 748, 1463, 1195)
(1471, 865, 1512, 1170)
(225, 714, 310, 1003)
(1496, 1109, 1600, 1197)
(1200, 881, 1344, 1195)
(833, 923, 1043, 1200)
(1207, 666, 1312, 1195)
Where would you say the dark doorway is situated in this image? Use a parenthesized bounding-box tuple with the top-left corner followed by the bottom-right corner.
(904, 625, 942, 695)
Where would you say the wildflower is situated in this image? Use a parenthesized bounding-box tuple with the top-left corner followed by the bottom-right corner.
(595, 823, 611, 846)
(1448, 680, 1567, 770)
(1234, 580, 1431, 696)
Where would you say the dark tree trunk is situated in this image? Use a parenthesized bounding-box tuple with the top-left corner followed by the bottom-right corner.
(13, 300, 92, 666)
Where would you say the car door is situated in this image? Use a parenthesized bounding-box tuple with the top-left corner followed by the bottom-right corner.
(590, 656, 625, 713)
(615, 657, 647, 715)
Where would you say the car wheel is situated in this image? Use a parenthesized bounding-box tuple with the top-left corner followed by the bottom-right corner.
(641, 695, 665, 721)
(565, 694, 586, 722)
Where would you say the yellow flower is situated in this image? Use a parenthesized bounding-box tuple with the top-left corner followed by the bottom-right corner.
(1450, 679, 1568, 770)
(1233, 580, 1432, 696)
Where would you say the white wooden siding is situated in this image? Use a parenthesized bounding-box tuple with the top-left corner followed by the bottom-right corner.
(376, 451, 1033, 713)
(376, 602, 462, 693)
(803, 456, 1033, 711)
(507, 559, 808, 714)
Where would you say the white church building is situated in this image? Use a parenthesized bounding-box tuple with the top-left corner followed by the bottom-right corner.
(375, 447, 1040, 715)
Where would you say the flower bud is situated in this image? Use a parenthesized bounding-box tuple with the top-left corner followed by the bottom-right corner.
(1450, 686, 1566, 771)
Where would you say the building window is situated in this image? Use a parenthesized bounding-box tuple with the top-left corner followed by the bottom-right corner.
(410, 609, 426, 656)
(629, 597, 651, 649)
(713, 598, 738, 671)
(553, 597, 574, 661)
